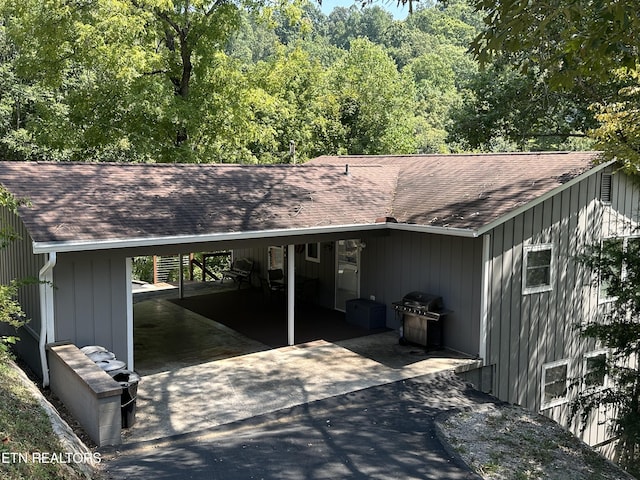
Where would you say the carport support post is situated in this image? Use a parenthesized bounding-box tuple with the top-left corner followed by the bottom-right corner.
(287, 244, 295, 345)
(178, 253, 185, 299)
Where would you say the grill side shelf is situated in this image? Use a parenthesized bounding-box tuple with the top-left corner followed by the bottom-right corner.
(392, 302, 452, 321)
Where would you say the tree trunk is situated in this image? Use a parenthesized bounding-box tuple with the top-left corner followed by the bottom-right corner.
(174, 34, 191, 146)
(162, 19, 192, 147)
(177, 35, 192, 99)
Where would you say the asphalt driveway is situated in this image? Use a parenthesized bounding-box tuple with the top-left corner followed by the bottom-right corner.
(102, 372, 493, 480)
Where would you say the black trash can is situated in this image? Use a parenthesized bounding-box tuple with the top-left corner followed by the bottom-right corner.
(110, 370, 141, 428)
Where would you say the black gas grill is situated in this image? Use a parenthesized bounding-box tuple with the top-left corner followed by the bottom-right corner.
(393, 291, 449, 348)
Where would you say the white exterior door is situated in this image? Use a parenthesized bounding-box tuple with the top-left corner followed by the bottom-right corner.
(335, 239, 360, 311)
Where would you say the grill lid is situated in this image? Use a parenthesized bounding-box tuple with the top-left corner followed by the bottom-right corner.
(402, 291, 443, 311)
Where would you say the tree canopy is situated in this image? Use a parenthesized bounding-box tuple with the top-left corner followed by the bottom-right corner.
(470, 0, 640, 170)
(0, 0, 598, 163)
(470, 0, 638, 84)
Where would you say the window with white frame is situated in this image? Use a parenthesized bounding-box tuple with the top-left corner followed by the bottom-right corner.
(523, 244, 554, 294)
(541, 359, 569, 409)
(583, 350, 608, 391)
(599, 237, 623, 302)
(598, 237, 640, 303)
(305, 243, 320, 263)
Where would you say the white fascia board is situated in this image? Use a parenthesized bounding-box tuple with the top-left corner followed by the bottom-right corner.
(476, 159, 615, 237)
(31, 222, 390, 254)
(386, 222, 478, 238)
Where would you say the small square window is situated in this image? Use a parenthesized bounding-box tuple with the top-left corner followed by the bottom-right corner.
(541, 359, 569, 409)
(583, 351, 607, 391)
(305, 243, 320, 263)
(523, 244, 554, 294)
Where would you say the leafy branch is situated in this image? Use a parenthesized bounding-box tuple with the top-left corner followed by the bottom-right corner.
(572, 239, 640, 475)
(0, 187, 30, 362)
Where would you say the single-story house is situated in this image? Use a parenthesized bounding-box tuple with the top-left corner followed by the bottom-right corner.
(0, 151, 636, 452)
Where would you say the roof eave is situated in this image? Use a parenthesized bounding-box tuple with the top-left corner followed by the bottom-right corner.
(31, 222, 391, 254)
(387, 223, 478, 238)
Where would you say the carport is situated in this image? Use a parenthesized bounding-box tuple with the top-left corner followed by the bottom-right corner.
(127, 225, 388, 377)
(3, 160, 398, 385)
(131, 278, 390, 376)
(126, 293, 482, 443)
(126, 281, 482, 443)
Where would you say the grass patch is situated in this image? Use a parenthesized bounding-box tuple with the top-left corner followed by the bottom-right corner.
(0, 361, 90, 480)
(440, 404, 633, 480)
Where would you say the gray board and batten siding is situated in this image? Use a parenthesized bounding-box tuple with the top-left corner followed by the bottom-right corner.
(234, 243, 337, 310)
(0, 206, 45, 375)
(360, 230, 483, 357)
(52, 251, 130, 364)
(484, 166, 640, 448)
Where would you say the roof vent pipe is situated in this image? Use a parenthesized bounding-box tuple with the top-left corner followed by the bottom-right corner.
(344, 164, 349, 175)
(290, 141, 296, 164)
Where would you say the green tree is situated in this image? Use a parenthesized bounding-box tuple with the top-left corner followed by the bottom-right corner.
(330, 38, 419, 154)
(2, 0, 289, 162)
(226, 9, 279, 64)
(0, 21, 64, 161)
(374, 0, 484, 152)
(325, 6, 358, 49)
(589, 69, 640, 174)
(241, 46, 343, 162)
(470, 0, 638, 85)
(379, 21, 429, 70)
(406, 0, 477, 48)
(406, 44, 476, 153)
(573, 239, 640, 476)
(381, 0, 481, 70)
(448, 62, 596, 151)
(469, 0, 639, 167)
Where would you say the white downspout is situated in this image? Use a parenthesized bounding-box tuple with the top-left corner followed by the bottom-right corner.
(39, 252, 57, 387)
(479, 234, 491, 365)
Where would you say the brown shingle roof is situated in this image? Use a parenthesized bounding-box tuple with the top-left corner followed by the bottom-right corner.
(0, 151, 602, 247)
(0, 162, 398, 244)
(311, 151, 601, 229)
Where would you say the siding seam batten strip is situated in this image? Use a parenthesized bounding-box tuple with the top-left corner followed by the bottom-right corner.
(479, 233, 491, 364)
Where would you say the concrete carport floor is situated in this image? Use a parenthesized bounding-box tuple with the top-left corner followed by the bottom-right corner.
(126, 296, 482, 445)
(133, 297, 270, 376)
